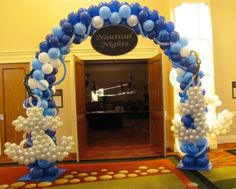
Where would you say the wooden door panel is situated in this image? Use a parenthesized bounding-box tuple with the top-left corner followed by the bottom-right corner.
(74, 57, 87, 157)
(0, 63, 29, 154)
(149, 54, 165, 156)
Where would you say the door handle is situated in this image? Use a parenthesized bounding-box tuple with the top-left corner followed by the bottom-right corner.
(0, 114, 4, 121)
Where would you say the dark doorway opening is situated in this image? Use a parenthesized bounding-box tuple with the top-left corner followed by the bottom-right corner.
(75, 56, 165, 160)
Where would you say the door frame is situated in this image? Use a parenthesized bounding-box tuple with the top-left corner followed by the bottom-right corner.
(0, 63, 29, 155)
(74, 55, 168, 159)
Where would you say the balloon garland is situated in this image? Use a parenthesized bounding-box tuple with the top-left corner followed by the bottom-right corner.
(4, 0, 235, 181)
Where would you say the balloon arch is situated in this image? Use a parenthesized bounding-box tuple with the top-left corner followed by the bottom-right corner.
(4, 0, 234, 181)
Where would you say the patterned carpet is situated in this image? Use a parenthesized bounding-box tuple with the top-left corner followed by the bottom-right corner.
(1, 156, 236, 189)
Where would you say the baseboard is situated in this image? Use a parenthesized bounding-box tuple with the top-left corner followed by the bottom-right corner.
(217, 135, 236, 144)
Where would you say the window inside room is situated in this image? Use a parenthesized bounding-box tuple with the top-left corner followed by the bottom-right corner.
(174, 2, 215, 94)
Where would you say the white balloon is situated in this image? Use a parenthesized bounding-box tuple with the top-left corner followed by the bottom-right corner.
(176, 68, 185, 76)
(50, 59, 62, 68)
(28, 78, 38, 89)
(38, 52, 50, 64)
(127, 15, 138, 27)
(92, 16, 104, 29)
(42, 63, 53, 74)
(38, 79, 49, 91)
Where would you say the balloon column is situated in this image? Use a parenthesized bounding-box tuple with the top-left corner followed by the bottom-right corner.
(3, 0, 234, 180)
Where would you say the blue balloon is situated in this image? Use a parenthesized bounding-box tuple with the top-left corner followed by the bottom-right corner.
(52, 26, 64, 38)
(32, 59, 42, 70)
(48, 100, 56, 108)
(48, 48, 60, 59)
(187, 64, 197, 73)
(35, 51, 40, 59)
(130, 2, 141, 15)
(80, 11, 91, 25)
(74, 23, 87, 35)
(39, 41, 50, 52)
(119, 5, 131, 19)
(138, 10, 149, 23)
(170, 54, 181, 62)
(196, 137, 207, 147)
(148, 31, 156, 39)
(44, 166, 58, 176)
(32, 89, 43, 98)
(143, 20, 154, 32)
(198, 71, 204, 78)
(44, 108, 54, 116)
(45, 74, 56, 84)
(157, 30, 169, 42)
(180, 82, 187, 90)
(45, 129, 56, 137)
(109, 0, 121, 12)
(60, 35, 71, 46)
(73, 35, 83, 44)
(154, 17, 165, 32)
(179, 37, 189, 47)
(61, 21, 73, 36)
(176, 76, 184, 83)
(98, 2, 109, 8)
(164, 49, 171, 56)
(182, 155, 195, 167)
(41, 99, 48, 109)
(60, 46, 70, 55)
(150, 10, 159, 22)
(165, 21, 175, 32)
(181, 114, 195, 129)
(45, 34, 53, 44)
(88, 5, 99, 17)
(170, 42, 182, 54)
(160, 44, 170, 50)
(180, 57, 190, 67)
(33, 70, 44, 81)
(37, 160, 50, 169)
(170, 31, 180, 42)
(43, 90, 52, 99)
(52, 68, 58, 74)
(48, 36, 60, 48)
(59, 18, 67, 27)
(202, 89, 206, 96)
(99, 6, 112, 20)
(67, 12, 78, 25)
(109, 12, 121, 25)
(183, 72, 193, 83)
(188, 55, 196, 64)
(30, 167, 43, 178)
(196, 155, 209, 167)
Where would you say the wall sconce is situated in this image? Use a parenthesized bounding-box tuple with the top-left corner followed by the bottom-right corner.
(53, 89, 63, 108)
(232, 82, 236, 99)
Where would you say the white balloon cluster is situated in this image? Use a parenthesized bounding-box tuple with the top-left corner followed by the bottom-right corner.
(171, 86, 209, 143)
(4, 107, 74, 165)
(91, 14, 139, 29)
(204, 94, 234, 137)
(172, 86, 235, 143)
(28, 55, 62, 91)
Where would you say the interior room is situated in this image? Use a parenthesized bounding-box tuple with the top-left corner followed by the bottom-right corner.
(0, 0, 236, 188)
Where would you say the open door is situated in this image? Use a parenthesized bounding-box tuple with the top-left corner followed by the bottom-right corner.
(74, 57, 87, 159)
(148, 54, 165, 156)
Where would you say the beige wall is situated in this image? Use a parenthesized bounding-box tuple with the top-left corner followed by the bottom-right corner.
(210, 0, 236, 142)
(0, 0, 175, 155)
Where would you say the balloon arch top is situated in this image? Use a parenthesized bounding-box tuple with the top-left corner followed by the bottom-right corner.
(4, 0, 234, 181)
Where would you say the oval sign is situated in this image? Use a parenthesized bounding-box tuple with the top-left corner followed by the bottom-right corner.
(91, 25, 138, 56)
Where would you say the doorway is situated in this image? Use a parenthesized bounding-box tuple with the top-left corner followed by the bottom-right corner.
(0, 63, 29, 161)
(75, 55, 165, 160)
